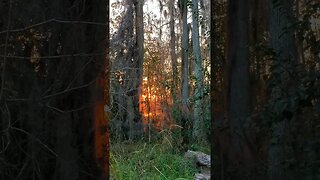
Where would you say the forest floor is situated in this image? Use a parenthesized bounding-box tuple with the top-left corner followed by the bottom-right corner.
(110, 139, 210, 179)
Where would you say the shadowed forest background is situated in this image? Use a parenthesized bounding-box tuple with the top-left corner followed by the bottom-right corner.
(211, 0, 319, 179)
(0, 0, 319, 180)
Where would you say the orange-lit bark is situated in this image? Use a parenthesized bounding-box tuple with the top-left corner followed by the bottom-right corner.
(94, 65, 109, 177)
(93, 0, 109, 176)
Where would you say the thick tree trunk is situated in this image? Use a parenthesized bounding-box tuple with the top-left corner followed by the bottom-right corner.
(92, 0, 109, 178)
(180, 0, 190, 145)
(0, 0, 109, 179)
(130, 0, 144, 139)
(181, 0, 189, 110)
(169, 0, 178, 103)
(226, 0, 255, 178)
(268, 1, 297, 180)
(192, 0, 205, 142)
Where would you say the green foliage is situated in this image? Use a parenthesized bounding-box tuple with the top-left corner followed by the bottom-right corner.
(110, 141, 197, 179)
(189, 143, 210, 155)
(255, 4, 320, 178)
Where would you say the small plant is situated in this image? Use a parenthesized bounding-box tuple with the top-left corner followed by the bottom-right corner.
(110, 141, 197, 179)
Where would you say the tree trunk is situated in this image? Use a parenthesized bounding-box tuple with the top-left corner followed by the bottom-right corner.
(192, 0, 205, 142)
(131, 0, 144, 139)
(226, 0, 255, 178)
(0, 0, 109, 179)
(180, 0, 190, 145)
(169, 0, 178, 103)
(268, 0, 297, 180)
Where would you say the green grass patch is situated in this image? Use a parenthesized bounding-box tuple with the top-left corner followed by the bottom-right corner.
(110, 141, 197, 179)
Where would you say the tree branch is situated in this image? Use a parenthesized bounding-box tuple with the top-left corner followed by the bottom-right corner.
(0, 52, 106, 60)
(0, 0, 12, 101)
(0, 18, 107, 35)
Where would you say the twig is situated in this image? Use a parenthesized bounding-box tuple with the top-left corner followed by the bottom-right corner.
(7, 78, 97, 102)
(0, 0, 12, 101)
(0, 101, 12, 153)
(42, 78, 96, 100)
(0, 52, 106, 60)
(10, 127, 58, 157)
(15, 158, 29, 180)
(45, 102, 95, 114)
(0, 135, 10, 154)
(66, 59, 93, 89)
(0, 18, 107, 35)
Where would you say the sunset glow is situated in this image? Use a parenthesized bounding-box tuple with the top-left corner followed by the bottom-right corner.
(139, 77, 173, 131)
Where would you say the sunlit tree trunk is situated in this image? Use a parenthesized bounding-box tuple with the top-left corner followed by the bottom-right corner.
(192, 0, 205, 142)
(180, 0, 189, 110)
(169, 0, 178, 103)
(179, 0, 190, 144)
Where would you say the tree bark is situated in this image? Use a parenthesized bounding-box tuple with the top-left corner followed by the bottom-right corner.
(226, 0, 255, 178)
(169, 0, 178, 103)
(131, 0, 144, 139)
(0, 0, 109, 179)
(268, 1, 297, 180)
(179, 0, 190, 145)
(192, 0, 205, 142)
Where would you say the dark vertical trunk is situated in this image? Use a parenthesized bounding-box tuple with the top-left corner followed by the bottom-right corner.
(131, 0, 144, 139)
(92, 0, 109, 178)
(179, 0, 190, 145)
(225, 0, 255, 178)
(211, 1, 226, 179)
(0, 0, 109, 179)
(268, 0, 297, 180)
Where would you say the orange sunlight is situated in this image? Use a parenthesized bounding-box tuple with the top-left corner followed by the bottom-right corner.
(139, 77, 173, 131)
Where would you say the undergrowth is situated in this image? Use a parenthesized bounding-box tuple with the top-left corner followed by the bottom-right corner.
(110, 141, 198, 179)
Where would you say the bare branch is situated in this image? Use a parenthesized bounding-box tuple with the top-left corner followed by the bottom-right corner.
(10, 127, 59, 157)
(66, 59, 93, 89)
(45, 102, 95, 114)
(0, 0, 12, 101)
(42, 78, 96, 100)
(7, 78, 97, 102)
(0, 18, 107, 35)
(0, 52, 106, 60)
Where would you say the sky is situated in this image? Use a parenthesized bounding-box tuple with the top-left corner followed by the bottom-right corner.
(110, 0, 160, 16)
(109, 0, 161, 34)
(109, 0, 173, 41)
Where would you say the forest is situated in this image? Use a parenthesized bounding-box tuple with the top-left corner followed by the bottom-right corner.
(211, 0, 319, 179)
(109, 0, 210, 178)
(0, 0, 319, 180)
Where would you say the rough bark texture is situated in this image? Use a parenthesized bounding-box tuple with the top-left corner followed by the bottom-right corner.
(110, 0, 134, 140)
(110, 0, 144, 140)
(180, 0, 189, 109)
(192, 0, 205, 142)
(132, 0, 144, 139)
(169, 0, 178, 103)
(179, 0, 190, 145)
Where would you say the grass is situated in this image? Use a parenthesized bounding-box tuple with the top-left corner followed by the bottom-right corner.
(110, 140, 198, 180)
